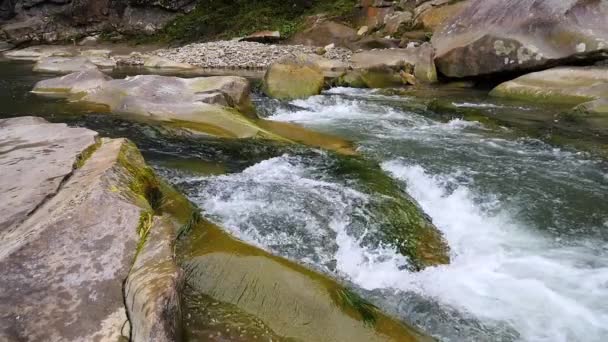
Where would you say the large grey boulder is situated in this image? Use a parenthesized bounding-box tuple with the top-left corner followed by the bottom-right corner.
(0, 117, 186, 341)
(432, 0, 608, 77)
(0, 117, 138, 341)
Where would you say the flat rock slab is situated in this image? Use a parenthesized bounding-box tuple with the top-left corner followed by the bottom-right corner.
(0, 116, 97, 231)
(0, 118, 144, 341)
(33, 56, 99, 73)
(490, 66, 608, 105)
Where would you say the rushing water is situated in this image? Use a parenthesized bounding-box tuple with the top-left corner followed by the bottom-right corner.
(172, 89, 608, 342)
(2, 61, 607, 341)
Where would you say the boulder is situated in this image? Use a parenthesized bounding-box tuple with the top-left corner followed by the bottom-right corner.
(32, 69, 111, 96)
(384, 10, 414, 36)
(264, 55, 325, 100)
(490, 66, 608, 105)
(0, 117, 146, 341)
(3, 45, 75, 61)
(432, 0, 608, 77)
(239, 30, 281, 43)
(290, 20, 358, 48)
(350, 43, 437, 83)
(143, 56, 196, 70)
(33, 56, 99, 73)
(417, 0, 468, 32)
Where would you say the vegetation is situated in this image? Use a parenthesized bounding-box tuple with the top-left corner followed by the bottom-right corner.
(160, 0, 358, 43)
(334, 288, 379, 326)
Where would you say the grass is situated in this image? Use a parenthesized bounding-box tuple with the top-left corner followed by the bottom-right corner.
(334, 288, 379, 326)
(135, 0, 358, 44)
(177, 210, 203, 240)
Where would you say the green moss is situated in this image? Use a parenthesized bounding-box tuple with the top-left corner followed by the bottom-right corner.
(158, 0, 358, 43)
(328, 154, 450, 270)
(136, 211, 154, 255)
(73, 139, 102, 169)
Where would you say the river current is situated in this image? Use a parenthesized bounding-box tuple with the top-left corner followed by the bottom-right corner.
(2, 62, 607, 342)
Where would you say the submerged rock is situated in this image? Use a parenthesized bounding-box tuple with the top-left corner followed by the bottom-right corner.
(490, 66, 608, 105)
(180, 222, 435, 342)
(432, 0, 608, 77)
(143, 55, 197, 70)
(264, 55, 325, 100)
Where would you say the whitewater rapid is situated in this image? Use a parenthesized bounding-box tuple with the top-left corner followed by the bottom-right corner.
(178, 90, 608, 341)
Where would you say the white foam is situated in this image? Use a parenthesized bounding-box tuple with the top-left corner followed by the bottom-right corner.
(351, 160, 608, 342)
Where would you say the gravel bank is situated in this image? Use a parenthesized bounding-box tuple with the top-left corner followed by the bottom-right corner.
(153, 40, 353, 69)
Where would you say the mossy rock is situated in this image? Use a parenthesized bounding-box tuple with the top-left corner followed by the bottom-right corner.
(264, 56, 325, 100)
(179, 220, 435, 342)
(490, 66, 608, 105)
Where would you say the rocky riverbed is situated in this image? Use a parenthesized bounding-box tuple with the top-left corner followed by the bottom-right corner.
(154, 40, 353, 69)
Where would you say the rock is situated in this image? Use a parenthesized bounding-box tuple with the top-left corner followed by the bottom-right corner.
(181, 225, 435, 342)
(0, 41, 13, 52)
(264, 55, 325, 100)
(88, 56, 117, 69)
(0, 117, 147, 341)
(490, 66, 608, 105)
(418, 0, 468, 32)
(384, 11, 414, 36)
(124, 213, 183, 342)
(290, 20, 358, 48)
(0, 117, 97, 231)
(79, 74, 275, 139)
(355, 0, 395, 30)
(350, 43, 437, 83)
(324, 43, 335, 51)
(572, 99, 608, 116)
(33, 56, 99, 73)
(357, 25, 369, 36)
(0, 1, 194, 44)
(305, 53, 350, 75)
(153, 40, 353, 69)
(432, 0, 608, 77)
(239, 30, 281, 43)
(3, 45, 75, 61)
(143, 56, 196, 70)
(346, 36, 401, 50)
(81, 49, 112, 58)
(78, 35, 100, 46)
(32, 69, 111, 96)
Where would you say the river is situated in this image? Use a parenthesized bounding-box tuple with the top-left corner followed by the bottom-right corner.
(2, 60, 607, 342)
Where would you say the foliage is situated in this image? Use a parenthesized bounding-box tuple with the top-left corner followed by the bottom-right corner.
(334, 288, 379, 326)
(161, 0, 358, 43)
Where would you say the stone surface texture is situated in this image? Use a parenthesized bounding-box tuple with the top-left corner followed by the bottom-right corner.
(0, 118, 146, 341)
(432, 0, 608, 77)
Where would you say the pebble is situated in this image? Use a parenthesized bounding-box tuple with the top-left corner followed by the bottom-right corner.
(152, 40, 353, 69)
